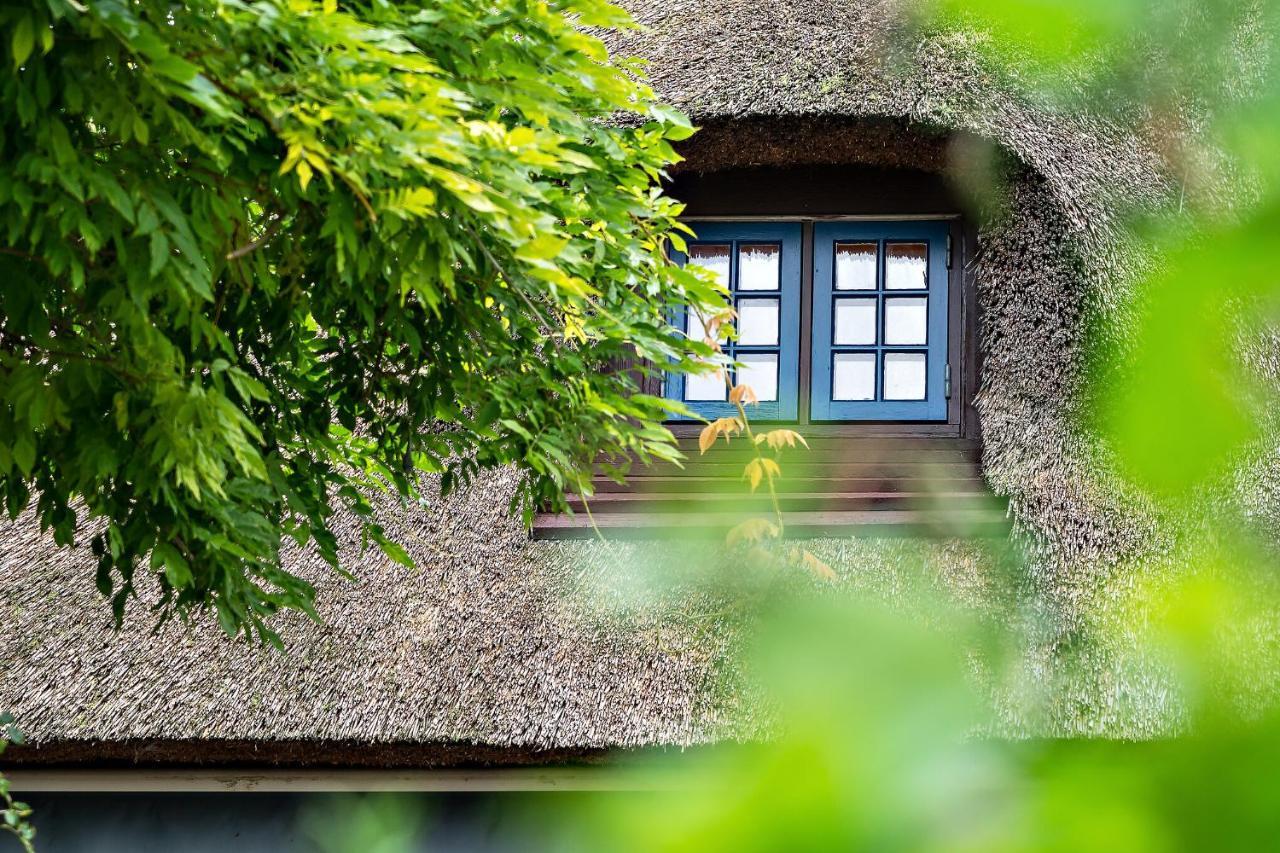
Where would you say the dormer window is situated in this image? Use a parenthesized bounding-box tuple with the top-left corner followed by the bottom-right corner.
(532, 164, 990, 539)
(669, 220, 951, 423)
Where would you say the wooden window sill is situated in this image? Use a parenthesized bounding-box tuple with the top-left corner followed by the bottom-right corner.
(532, 437, 1008, 540)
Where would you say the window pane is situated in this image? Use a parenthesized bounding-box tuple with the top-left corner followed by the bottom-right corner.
(884, 297, 928, 345)
(688, 244, 731, 289)
(737, 353, 778, 402)
(738, 244, 780, 291)
(686, 302, 729, 345)
(835, 242, 877, 290)
(885, 243, 928, 290)
(737, 298, 779, 346)
(832, 353, 876, 401)
(834, 298, 877, 345)
(883, 352, 926, 400)
(685, 367, 727, 401)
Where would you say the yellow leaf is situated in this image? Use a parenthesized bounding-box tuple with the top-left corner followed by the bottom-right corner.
(726, 518, 780, 547)
(718, 417, 743, 439)
(279, 143, 303, 175)
(563, 314, 586, 343)
(756, 429, 810, 451)
(698, 422, 718, 454)
(296, 160, 313, 191)
(743, 457, 779, 491)
(302, 149, 331, 176)
(729, 383, 758, 405)
(798, 549, 837, 581)
(700, 417, 742, 453)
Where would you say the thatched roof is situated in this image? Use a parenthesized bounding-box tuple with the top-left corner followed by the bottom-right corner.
(2, 0, 1227, 764)
(2, 470, 1010, 765)
(608, 0, 1171, 264)
(0, 470, 760, 765)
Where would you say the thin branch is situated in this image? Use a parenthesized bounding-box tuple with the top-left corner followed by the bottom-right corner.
(0, 248, 49, 270)
(693, 301, 788, 538)
(729, 377, 786, 538)
(579, 491, 608, 545)
(226, 216, 283, 260)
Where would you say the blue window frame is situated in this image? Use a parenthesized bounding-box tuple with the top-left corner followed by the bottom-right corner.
(811, 221, 949, 421)
(667, 222, 801, 421)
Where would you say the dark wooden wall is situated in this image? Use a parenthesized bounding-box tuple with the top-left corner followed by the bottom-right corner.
(668, 164, 969, 218)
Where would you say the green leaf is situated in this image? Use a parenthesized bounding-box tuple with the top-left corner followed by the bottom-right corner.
(11, 436, 34, 477)
(163, 553, 193, 588)
(11, 16, 34, 68)
(375, 536, 414, 568)
(516, 232, 568, 261)
(149, 230, 169, 275)
(152, 542, 193, 588)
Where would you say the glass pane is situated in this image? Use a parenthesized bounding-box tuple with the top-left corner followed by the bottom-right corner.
(834, 298, 877, 345)
(686, 302, 729, 345)
(885, 243, 928, 290)
(737, 353, 778, 402)
(738, 244, 780, 291)
(737, 298, 779, 346)
(685, 367, 727, 401)
(688, 244, 731, 289)
(833, 353, 876, 401)
(883, 352, 926, 400)
(884, 297, 928, 345)
(835, 242, 877, 290)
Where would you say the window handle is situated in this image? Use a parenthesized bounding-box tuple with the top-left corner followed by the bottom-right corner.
(945, 363, 952, 399)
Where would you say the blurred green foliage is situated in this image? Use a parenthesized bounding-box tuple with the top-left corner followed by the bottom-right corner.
(561, 1, 1280, 850)
(0, 0, 721, 642)
(0, 713, 33, 853)
(299, 793, 430, 853)
(553, 1, 1280, 850)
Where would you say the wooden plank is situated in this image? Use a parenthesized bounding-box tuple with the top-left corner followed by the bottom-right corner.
(531, 509, 1011, 540)
(566, 492, 1001, 515)
(538, 435, 1001, 539)
(619, 462, 982, 479)
(668, 442, 978, 462)
(670, 438, 977, 450)
(588, 476, 986, 494)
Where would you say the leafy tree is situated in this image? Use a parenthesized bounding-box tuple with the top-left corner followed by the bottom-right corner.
(0, 0, 719, 643)
(0, 713, 34, 852)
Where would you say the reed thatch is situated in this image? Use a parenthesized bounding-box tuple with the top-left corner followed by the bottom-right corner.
(3, 0, 1253, 765)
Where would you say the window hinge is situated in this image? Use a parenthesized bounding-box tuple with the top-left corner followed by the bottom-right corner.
(944, 363, 952, 398)
(946, 234, 953, 269)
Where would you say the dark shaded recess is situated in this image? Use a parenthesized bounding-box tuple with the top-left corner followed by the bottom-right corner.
(668, 162, 966, 218)
(5, 739, 611, 769)
(26, 792, 535, 853)
(671, 116, 957, 175)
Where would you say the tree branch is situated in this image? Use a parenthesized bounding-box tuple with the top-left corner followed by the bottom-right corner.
(226, 216, 283, 260)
